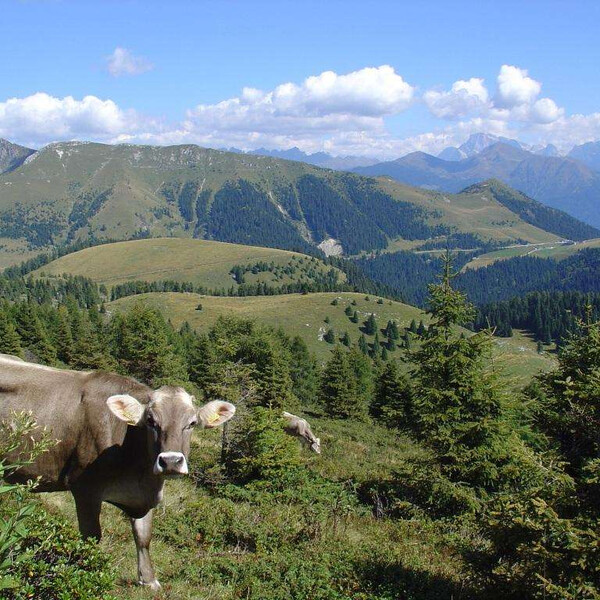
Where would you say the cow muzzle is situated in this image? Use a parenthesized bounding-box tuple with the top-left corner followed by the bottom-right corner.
(153, 452, 188, 476)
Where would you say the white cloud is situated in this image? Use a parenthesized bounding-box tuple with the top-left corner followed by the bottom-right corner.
(424, 77, 489, 119)
(184, 65, 414, 139)
(0, 64, 596, 160)
(106, 47, 153, 78)
(495, 65, 541, 108)
(0, 92, 146, 146)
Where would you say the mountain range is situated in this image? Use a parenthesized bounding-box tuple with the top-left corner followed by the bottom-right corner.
(0, 139, 597, 268)
(353, 142, 600, 228)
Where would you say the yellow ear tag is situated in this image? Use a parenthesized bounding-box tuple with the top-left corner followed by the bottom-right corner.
(207, 411, 221, 424)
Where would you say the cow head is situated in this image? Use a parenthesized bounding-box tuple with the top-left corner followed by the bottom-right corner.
(106, 387, 235, 477)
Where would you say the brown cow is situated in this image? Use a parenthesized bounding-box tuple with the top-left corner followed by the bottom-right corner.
(0, 355, 235, 590)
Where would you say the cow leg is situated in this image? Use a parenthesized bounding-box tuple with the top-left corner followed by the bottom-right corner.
(72, 491, 102, 541)
(131, 509, 161, 591)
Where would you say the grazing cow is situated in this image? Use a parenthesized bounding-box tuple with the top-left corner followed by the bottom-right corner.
(0, 355, 235, 591)
(282, 411, 321, 454)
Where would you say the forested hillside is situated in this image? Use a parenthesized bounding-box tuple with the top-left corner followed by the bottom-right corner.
(0, 140, 592, 268)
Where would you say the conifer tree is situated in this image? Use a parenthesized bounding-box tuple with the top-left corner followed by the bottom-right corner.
(324, 328, 335, 343)
(341, 331, 350, 347)
(351, 310, 359, 324)
(319, 346, 361, 419)
(344, 305, 353, 317)
(0, 310, 23, 357)
(370, 332, 381, 358)
(409, 319, 418, 334)
(55, 306, 74, 364)
(365, 314, 377, 335)
(112, 303, 188, 385)
(410, 252, 506, 489)
(288, 336, 319, 406)
(358, 333, 369, 355)
(370, 360, 410, 426)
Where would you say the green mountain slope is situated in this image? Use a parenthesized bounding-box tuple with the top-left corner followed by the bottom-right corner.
(109, 291, 555, 383)
(0, 140, 588, 267)
(34, 237, 345, 291)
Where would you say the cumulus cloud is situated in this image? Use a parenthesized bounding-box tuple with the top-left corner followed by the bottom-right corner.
(0, 92, 148, 146)
(424, 77, 489, 119)
(0, 63, 595, 159)
(495, 65, 541, 107)
(106, 47, 153, 77)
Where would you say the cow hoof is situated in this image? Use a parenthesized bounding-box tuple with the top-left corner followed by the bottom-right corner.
(140, 579, 161, 591)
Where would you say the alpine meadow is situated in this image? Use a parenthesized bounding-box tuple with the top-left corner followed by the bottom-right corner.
(0, 2, 599, 599)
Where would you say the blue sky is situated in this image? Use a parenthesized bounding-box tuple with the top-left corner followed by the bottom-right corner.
(1, 0, 599, 157)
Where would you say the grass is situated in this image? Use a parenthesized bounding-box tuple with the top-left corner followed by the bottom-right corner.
(38, 418, 468, 600)
(463, 238, 600, 270)
(109, 291, 556, 386)
(34, 238, 344, 290)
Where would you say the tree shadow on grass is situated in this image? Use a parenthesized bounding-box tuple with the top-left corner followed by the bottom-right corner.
(353, 557, 476, 600)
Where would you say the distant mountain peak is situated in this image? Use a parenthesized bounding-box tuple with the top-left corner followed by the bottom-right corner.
(0, 138, 36, 174)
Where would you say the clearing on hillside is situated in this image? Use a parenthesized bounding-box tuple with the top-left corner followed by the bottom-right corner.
(34, 238, 344, 291)
(109, 291, 556, 384)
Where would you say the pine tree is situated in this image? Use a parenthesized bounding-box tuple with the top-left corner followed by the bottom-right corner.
(341, 331, 350, 347)
(0, 311, 23, 357)
(351, 310, 359, 324)
(409, 319, 418, 334)
(347, 347, 372, 419)
(381, 347, 388, 360)
(358, 334, 369, 355)
(319, 346, 362, 419)
(370, 332, 381, 358)
(365, 314, 377, 335)
(55, 306, 74, 364)
(288, 336, 319, 406)
(324, 328, 335, 343)
(370, 360, 410, 426)
(112, 303, 188, 385)
(14, 303, 57, 365)
(344, 305, 353, 317)
(70, 309, 114, 371)
(417, 320, 427, 337)
(410, 251, 507, 490)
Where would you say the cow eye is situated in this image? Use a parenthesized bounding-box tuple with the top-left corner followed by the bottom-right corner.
(186, 420, 198, 430)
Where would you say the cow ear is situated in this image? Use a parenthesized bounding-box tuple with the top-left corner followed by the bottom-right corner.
(197, 400, 236, 429)
(106, 394, 145, 426)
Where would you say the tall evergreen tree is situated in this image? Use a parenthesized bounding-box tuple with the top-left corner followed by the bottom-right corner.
(319, 346, 362, 419)
(370, 360, 410, 426)
(111, 303, 188, 386)
(410, 252, 507, 489)
(0, 310, 23, 357)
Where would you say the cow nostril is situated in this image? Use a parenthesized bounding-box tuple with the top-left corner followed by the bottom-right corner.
(174, 455, 183, 464)
(158, 456, 167, 469)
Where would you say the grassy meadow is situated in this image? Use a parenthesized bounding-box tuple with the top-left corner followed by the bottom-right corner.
(463, 237, 600, 270)
(109, 291, 556, 385)
(34, 238, 344, 290)
(38, 417, 469, 600)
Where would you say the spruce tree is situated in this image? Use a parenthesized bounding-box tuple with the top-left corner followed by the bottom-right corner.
(112, 303, 188, 385)
(370, 360, 410, 426)
(319, 346, 361, 419)
(344, 305, 353, 317)
(351, 310, 359, 324)
(365, 314, 377, 335)
(0, 311, 23, 357)
(358, 334, 369, 355)
(341, 331, 351, 347)
(324, 328, 335, 343)
(370, 332, 381, 358)
(410, 252, 507, 489)
(55, 306, 74, 364)
(288, 336, 319, 406)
